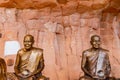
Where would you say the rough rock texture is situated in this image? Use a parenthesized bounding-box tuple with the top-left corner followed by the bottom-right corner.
(0, 0, 120, 80)
(0, 0, 119, 14)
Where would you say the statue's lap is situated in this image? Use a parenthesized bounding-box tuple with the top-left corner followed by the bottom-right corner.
(7, 72, 49, 80)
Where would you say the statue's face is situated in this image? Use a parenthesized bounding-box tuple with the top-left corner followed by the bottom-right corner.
(91, 36, 101, 49)
(23, 36, 34, 50)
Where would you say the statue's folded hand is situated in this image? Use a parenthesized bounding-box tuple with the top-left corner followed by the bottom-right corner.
(17, 73, 24, 78)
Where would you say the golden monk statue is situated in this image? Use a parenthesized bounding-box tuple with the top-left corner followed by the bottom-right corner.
(0, 57, 7, 80)
(80, 35, 111, 80)
(14, 34, 47, 80)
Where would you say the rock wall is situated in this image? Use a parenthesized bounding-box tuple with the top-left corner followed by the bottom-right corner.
(0, 7, 120, 80)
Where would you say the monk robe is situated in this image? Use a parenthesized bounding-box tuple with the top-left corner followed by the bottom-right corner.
(14, 48, 44, 80)
(81, 48, 111, 80)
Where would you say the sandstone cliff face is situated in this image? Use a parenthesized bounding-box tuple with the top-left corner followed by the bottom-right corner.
(0, 0, 120, 80)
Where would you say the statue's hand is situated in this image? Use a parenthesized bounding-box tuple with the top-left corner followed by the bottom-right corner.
(25, 72, 34, 78)
(17, 73, 23, 78)
(17, 73, 27, 78)
(22, 70, 30, 76)
(92, 70, 105, 79)
(20, 70, 32, 78)
(19, 73, 32, 78)
(97, 70, 105, 79)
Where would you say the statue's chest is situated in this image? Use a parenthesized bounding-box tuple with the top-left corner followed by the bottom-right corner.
(21, 52, 31, 61)
(87, 52, 98, 61)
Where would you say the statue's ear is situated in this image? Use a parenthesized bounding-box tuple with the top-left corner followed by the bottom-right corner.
(98, 41, 101, 44)
(33, 40, 35, 44)
(90, 41, 92, 45)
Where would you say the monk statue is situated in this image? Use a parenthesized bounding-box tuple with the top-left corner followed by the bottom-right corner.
(14, 34, 48, 80)
(0, 57, 7, 80)
(80, 35, 111, 80)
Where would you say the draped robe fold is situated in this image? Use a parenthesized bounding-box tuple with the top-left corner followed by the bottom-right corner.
(14, 48, 43, 80)
(82, 48, 111, 79)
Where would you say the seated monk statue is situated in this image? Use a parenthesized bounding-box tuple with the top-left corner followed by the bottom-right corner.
(14, 34, 48, 80)
(0, 57, 7, 80)
(80, 35, 111, 80)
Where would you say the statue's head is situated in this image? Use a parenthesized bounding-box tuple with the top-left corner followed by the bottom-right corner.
(90, 35, 101, 49)
(23, 34, 34, 50)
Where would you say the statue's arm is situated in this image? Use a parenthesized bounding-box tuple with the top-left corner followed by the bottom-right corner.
(81, 51, 92, 77)
(3, 59, 7, 76)
(14, 53, 21, 76)
(106, 53, 111, 76)
(34, 53, 44, 75)
(0, 58, 7, 78)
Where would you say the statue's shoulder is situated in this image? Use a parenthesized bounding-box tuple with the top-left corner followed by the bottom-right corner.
(100, 48, 109, 53)
(33, 47, 43, 55)
(34, 47, 43, 51)
(17, 48, 24, 55)
(100, 48, 110, 56)
(83, 48, 91, 52)
(82, 48, 91, 55)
